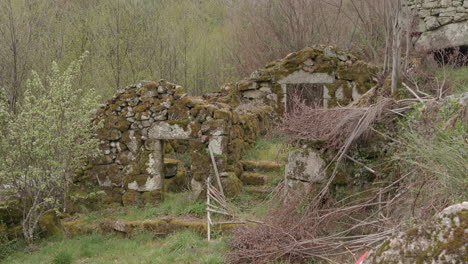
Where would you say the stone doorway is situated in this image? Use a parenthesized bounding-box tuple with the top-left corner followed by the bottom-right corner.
(286, 83, 324, 112)
(278, 71, 334, 112)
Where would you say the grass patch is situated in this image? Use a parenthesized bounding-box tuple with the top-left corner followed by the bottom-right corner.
(241, 135, 288, 162)
(437, 67, 468, 94)
(230, 190, 279, 220)
(394, 96, 468, 203)
(84, 192, 206, 222)
(52, 250, 72, 264)
(3, 231, 228, 264)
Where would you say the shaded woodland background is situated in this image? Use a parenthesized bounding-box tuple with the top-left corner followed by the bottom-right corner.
(0, 0, 398, 110)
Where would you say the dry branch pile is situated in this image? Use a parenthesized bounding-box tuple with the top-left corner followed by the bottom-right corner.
(281, 96, 396, 152)
(228, 90, 455, 263)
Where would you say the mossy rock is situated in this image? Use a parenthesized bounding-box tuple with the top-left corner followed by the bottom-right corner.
(123, 174, 152, 190)
(201, 119, 227, 135)
(180, 96, 205, 108)
(241, 160, 284, 172)
(97, 128, 122, 141)
(101, 188, 123, 206)
(365, 203, 468, 264)
(244, 186, 275, 199)
(104, 116, 130, 131)
(142, 218, 206, 236)
(237, 80, 255, 91)
(150, 103, 165, 113)
(220, 172, 243, 197)
(167, 101, 190, 120)
(141, 190, 163, 205)
(122, 190, 143, 207)
(230, 125, 243, 139)
(190, 104, 217, 121)
(127, 150, 151, 176)
(38, 209, 63, 236)
(133, 104, 149, 113)
(213, 109, 233, 120)
(190, 149, 212, 182)
(63, 220, 97, 236)
(227, 139, 244, 164)
(92, 164, 122, 187)
(241, 172, 267, 186)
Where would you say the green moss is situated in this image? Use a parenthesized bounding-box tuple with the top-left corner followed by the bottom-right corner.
(63, 220, 96, 236)
(167, 101, 190, 120)
(190, 140, 212, 182)
(97, 128, 122, 141)
(336, 60, 377, 94)
(374, 240, 390, 258)
(141, 191, 163, 205)
(122, 190, 142, 207)
(167, 120, 190, 131)
(165, 169, 189, 193)
(240, 172, 267, 186)
(227, 139, 244, 164)
(213, 109, 232, 120)
(132, 104, 148, 113)
(220, 172, 243, 197)
(38, 210, 63, 236)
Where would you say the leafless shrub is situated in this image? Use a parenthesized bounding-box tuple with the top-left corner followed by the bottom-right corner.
(280, 96, 395, 152)
(404, 47, 468, 97)
(227, 174, 411, 264)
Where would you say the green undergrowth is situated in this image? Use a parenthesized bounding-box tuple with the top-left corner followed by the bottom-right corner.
(3, 230, 228, 264)
(394, 96, 468, 202)
(265, 169, 284, 186)
(241, 135, 289, 162)
(437, 67, 468, 94)
(230, 190, 279, 220)
(84, 192, 206, 222)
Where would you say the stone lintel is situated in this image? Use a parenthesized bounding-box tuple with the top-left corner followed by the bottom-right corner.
(148, 122, 192, 140)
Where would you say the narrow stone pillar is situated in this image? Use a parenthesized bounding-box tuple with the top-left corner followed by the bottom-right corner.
(147, 139, 164, 195)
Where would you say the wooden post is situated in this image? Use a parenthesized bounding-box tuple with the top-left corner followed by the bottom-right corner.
(208, 145, 225, 198)
(207, 176, 211, 241)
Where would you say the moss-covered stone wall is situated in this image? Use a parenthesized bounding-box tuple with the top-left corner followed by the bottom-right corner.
(78, 46, 376, 208)
(80, 78, 276, 207)
(238, 46, 377, 111)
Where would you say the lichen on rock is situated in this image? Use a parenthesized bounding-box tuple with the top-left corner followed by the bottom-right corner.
(364, 202, 468, 264)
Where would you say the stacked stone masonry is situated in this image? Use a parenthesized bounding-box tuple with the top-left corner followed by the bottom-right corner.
(407, 0, 468, 50)
(80, 47, 377, 207)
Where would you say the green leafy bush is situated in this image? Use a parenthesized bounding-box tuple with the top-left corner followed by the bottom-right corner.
(0, 53, 100, 242)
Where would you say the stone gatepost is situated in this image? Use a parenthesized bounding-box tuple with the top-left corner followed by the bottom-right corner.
(147, 121, 193, 198)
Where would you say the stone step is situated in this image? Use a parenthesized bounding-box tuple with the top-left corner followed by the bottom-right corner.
(244, 186, 274, 199)
(240, 172, 268, 186)
(240, 160, 284, 172)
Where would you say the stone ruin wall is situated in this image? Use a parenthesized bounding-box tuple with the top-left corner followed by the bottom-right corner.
(407, 0, 468, 51)
(74, 47, 377, 209)
(75, 80, 278, 207)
